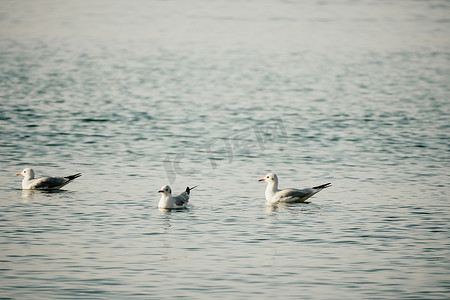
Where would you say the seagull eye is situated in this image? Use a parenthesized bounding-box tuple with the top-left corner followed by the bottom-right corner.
(165, 189, 168, 191)
(267, 176, 269, 178)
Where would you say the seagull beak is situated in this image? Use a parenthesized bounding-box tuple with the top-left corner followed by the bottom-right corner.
(258, 178, 265, 181)
(158, 190, 163, 193)
(16, 173, 22, 176)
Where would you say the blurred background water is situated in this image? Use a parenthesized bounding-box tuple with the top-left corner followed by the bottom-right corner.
(0, 0, 449, 299)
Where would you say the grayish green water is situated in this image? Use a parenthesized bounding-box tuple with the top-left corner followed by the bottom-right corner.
(1, 0, 449, 299)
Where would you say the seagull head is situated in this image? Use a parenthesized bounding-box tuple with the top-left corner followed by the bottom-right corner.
(17, 168, 34, 179)
(259, 172, 278, 184)
(158, 185, 172, 195)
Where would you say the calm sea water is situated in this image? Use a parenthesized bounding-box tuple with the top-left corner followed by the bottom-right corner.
(1, 0, 449, 299)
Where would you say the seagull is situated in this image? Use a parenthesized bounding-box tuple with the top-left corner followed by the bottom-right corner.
(158, 185, 197, 209)
(17, 168, 82, 190)
(259, 172, 330, 204)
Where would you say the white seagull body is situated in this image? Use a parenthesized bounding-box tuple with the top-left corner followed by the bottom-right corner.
(158, 185, 197, 209)
(259, 173, 330, 205)
(17, 168, 82, 190)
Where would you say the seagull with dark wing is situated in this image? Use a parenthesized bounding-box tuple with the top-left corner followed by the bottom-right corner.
(158, 185, 197, 209)
(259, 173, 330, 205)
(17, 168, 81, 190)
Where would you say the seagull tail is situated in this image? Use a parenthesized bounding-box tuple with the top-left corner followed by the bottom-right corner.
(186, 185, 198, 194)
(313, 182, 331, 190)
(65, 173, 82, 181)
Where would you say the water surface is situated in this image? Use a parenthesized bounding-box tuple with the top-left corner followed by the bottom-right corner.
(1, 0, 449, 299)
